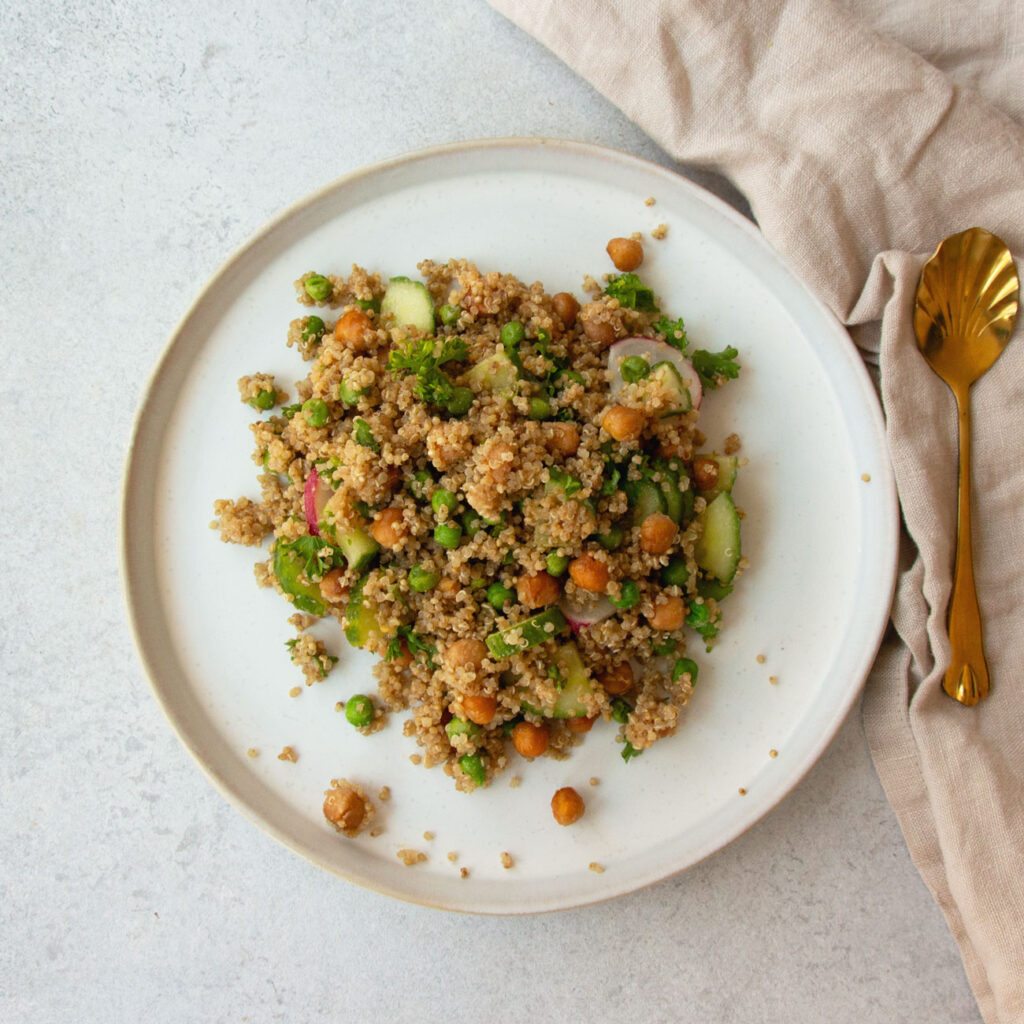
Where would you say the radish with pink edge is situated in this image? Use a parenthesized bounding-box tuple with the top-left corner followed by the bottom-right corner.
(607, 337, 702, 412)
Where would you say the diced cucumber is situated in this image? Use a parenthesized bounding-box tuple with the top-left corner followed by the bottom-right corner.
(649, 360, 692, 416)
(273, 542, 327, 616)
(464, 351, 519, 395)
(696, 454, 739, 499)
(695, 492, 742, 583)
(380, 276, 435, 332)
(550, 643, 594, 718)
(631, 480, 666, 526)
(485, 607, 569, 660)
(344, 576, 383, 648)
(698, 577, 734, 602)
(336, 528, 380, 571)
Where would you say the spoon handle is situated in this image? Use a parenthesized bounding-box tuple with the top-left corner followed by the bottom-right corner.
(945, 383, 990, 705)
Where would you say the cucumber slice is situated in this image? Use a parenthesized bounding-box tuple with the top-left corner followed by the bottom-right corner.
(696, 454, 739, 499)
(648, 360, 692, 416)
(273, 542, 327, 616)
(695, 492, 742, 583)
(336, 527, 380, 572)
(631, 480, 666, 526)
(464, 351, 519, 395)
(344, 576, 383, 648)
(380, 276, 435, 332)
(550, 643, 595, 718)
(485, 607, 569, 660)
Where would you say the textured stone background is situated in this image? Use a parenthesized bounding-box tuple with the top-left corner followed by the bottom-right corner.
(0, 2, 980, 1022)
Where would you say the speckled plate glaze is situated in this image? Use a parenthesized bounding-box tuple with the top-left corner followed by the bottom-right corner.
(122, 138, 898, 914)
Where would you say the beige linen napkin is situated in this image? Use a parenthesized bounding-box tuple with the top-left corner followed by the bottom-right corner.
(485, 1, 1024, 1019)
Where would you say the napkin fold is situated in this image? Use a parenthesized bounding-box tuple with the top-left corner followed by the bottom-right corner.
(486, 1, 1024, 1019)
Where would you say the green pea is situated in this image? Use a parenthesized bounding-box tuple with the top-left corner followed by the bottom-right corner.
(462, 510, 486, 537)
(458, 753, 486, 787)
(408, 564, 440, 592)
(345, 694, 374, 727)
(304, 274, 332, 301)
(439, 304, 461, 326)
(610, 698, 631, 724)
(431, 488, 457, 517)
(352, 418, 379, 451)
(355, 298, 380, 313)
(302, 398, 329, 427)
(661, 557, 689, 587)
(409, 469, 434, 500)
(609, 580, 639, 609)
(528, 397, 552, 420)
(338, 379, 367, 406)
(486, 582, 515, 610)
(446, 717, 481, 739)
(434, 522, 462, 549)
(620, 356, 651, 383)
(598, 526, 625, 551)
(672, 657, 699, 684)
(249, 389, 275, 411)
(557, 369, 585, 389)
(545, 553, 569, 577)
(500, 321, 526, 347)
(445, 386, 474, 416)
(651, 636, 678, 656)
(301, 315, 325, 340)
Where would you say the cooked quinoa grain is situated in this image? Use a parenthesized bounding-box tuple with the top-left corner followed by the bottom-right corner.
(213, 252, 746, 800)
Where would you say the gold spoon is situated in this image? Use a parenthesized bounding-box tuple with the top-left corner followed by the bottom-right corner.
(914, 227, 1019, 705)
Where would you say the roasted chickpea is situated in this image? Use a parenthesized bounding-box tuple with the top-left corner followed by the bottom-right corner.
(583, 318, 616, 348)
(551, 291, 580, 325)
(517, 571, 561, 609)
(606, 236, 644, 271)
(333, 308, 374, 353)
(598, 661, 634, 695)
(692, 456, 720, 492)
(319, 567, 348, 603)
(567, 715, 596, 734)
(551, 786, 585, 826)
(544, 421, 580, 458)
(323, 785, 365, 833)
(649, 594, 686, 631)
(446, 637, 488, 670)
(369, 507, 407, 548)
(640, 512, 678, 555)
(463, 695, 498, 726)
(512, 721, 550, 758)
(568, 553, 610, 593)
(602, 405, 646, 442)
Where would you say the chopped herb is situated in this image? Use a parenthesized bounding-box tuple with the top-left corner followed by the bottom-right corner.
(280, 402, 302, 419)
(276, 535, 340, 581)
(691, 345, 740, 390)
(385, 625, 438, 668)
(652, 315, 689, 353)
(621, 740, 642, 763)
(547, 467, 582, 497)
(610, 698, 631, 724)
(387, 337, 468, 411)
(353, 418, 380, 452)
(651, 636, 678, 656)
(604, 273, 658, 312)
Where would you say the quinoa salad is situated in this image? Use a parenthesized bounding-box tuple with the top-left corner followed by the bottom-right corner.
(212, 235, 745, 804)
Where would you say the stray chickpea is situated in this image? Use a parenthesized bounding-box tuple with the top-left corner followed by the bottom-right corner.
(517, 571, 560, 609)
(602, 405, 646, 442)
(640, 512, 678, 554)
(551, 786, 585, 826)
(463, 695, 498, 726)
(513, 721, 551, 758)
(551, 292, 580, 325)
(692, 456, 720, 492)
(323, 785, 365, 834)
(598, 661, 634, 695)
(583, 318, 616, 348)
(333, 308, 374, 353)
(606, 236, 644, 271)
(446, 637, 488, 670)
(545, 422, 580, 458)
(649, 595, 686, 631)
(568, 553, 610, 593)
(319, 567, 348, 603)
(370, 507, 407, 548)
(567, 715, 596, 734)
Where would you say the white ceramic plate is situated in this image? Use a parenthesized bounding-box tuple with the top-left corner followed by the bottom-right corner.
(122, 139, 898, 914)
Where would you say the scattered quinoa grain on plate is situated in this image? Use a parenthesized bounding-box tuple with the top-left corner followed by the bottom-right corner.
(589, 861, 606, 873)
(277, 745, 297, 762)
(397, 848, 427, 866)
(212, 244, 747, 808)
(500, 851, 514, 869)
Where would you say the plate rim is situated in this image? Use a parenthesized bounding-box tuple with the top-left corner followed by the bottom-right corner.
(120, 136, 900, 914)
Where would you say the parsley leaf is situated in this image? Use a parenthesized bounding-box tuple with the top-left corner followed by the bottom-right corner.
(385, 625, 437, 668)
(652, 314, 689, 353)
(604, 273, 658, 312)
(277, 535, 339, 580)
(621, 740, 642, 763)
(691, 346, 740, 390)
(387, 337, 467, 410)
(547, 466, 582, 497)
(353, 418, 380, 452)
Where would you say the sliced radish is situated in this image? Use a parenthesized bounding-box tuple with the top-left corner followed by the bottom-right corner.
(607, 336, 702, 410)
(303, 467, 334, 536)
(558, 594, 617, 632)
